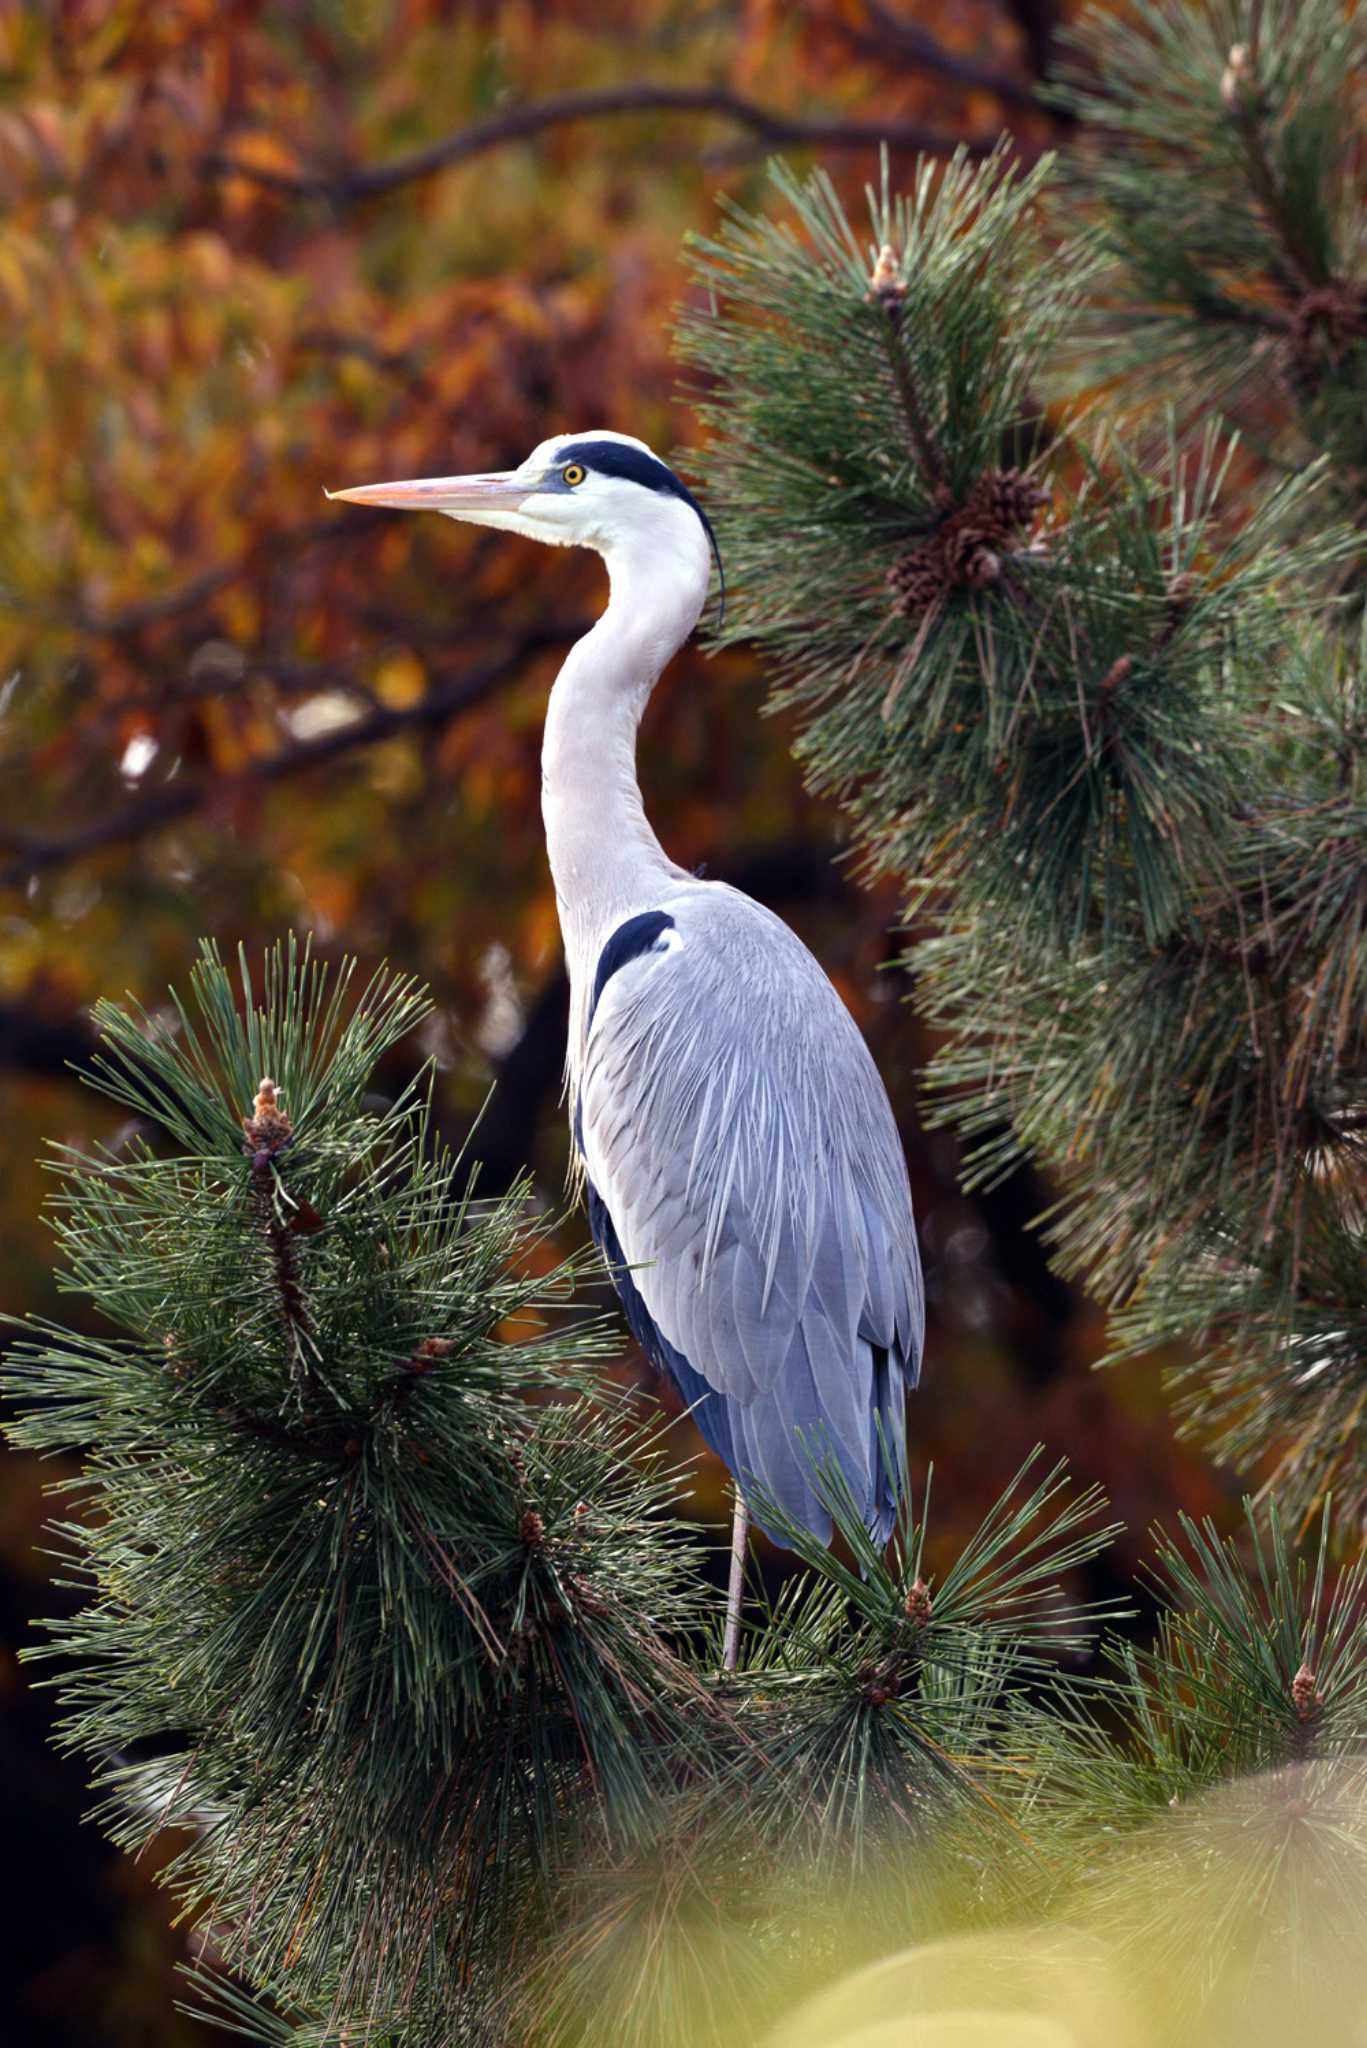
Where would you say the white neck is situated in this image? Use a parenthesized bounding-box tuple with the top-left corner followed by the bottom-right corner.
(540, 498, 711, 1084)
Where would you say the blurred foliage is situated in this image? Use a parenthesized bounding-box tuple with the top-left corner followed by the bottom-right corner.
(0, 1, 1255, 2042)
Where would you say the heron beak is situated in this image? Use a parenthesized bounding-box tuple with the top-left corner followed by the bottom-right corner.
(325, 470, 530, 514)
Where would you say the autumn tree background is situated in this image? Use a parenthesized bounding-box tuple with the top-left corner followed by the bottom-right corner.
(0, 2, 1324, 2042)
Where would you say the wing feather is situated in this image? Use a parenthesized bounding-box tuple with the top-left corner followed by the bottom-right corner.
(579, 882, 924, 1545)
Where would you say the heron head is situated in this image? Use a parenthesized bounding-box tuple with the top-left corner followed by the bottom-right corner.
(328, 430, 723, 617)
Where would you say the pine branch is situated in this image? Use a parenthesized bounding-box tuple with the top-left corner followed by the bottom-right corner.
(1051, 0, 1367, 524)
(681, 145, 1367, 1522)
(3, 939, 720, 2036)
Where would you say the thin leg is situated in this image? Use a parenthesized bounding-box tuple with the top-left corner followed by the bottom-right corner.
(722, 1489, 749, 1675)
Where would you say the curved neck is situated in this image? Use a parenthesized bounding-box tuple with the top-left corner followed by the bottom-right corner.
(542, 520, 708, 1071)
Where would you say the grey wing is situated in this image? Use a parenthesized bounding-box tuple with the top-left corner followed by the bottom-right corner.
(578, 883, 924, 1546)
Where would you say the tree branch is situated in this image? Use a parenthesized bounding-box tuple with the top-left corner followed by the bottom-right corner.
(0, 1003, 97, 1075)
(847, 2, 1044, 112)
(1002, 0, 1062, 84)
(0, 632, 574, 888)
(203, 86, 1003, 207)
(32, 513, 384, 643)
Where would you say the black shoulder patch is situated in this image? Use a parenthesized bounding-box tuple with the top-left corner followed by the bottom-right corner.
(556, 439, 725, 625)
(590, 910, 674, 1025)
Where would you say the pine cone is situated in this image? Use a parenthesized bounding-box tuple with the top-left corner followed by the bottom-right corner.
(988, 467, 1047, 534)
(520, 1509, 546, 1547)
(888, 543, 945, 616)
(945, 524, 1001, 587)
(1286, 280, 1367, 398)
(886, 468, 1044, 618)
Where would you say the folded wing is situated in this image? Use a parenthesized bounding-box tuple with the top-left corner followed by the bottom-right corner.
(577, 883, 924, 1546)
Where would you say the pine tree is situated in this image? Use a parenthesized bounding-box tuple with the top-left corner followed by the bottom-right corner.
(10, 2, 1367, 2041)
(679, 0, 1367, 1530)
(5, 941, 719, 2039)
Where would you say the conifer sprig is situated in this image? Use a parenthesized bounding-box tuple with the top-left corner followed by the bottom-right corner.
(4, 940, 714, 2036)
(714, 1449, 1121, 1885)
(1052, 0, 1367, 532)
(682, 145, 1366, 1521)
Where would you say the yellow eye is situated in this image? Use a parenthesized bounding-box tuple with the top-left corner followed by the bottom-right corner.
(562, 462, 587, 487)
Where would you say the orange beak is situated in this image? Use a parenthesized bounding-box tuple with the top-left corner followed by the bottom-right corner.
(325, 470, 531, 513)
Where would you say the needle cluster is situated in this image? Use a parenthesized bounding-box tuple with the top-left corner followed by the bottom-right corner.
(4, 939, 712, 2036)
(679, 36, 1367, 1522)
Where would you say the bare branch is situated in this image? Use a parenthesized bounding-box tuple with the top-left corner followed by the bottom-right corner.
(203, 86, 1005, 207)
(26, 513, 384, 643)
(850, 2, 1043, 112)
(0, 631, 574, 888)
(1001, 0, 1063, 84)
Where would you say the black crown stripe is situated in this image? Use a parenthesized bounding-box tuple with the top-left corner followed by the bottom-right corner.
(555, 439, 726, 625)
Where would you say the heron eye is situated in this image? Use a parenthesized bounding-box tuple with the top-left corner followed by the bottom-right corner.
(562, 462, 587, 487)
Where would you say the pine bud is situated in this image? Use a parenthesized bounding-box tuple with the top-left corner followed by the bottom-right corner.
(1220, 43, 1252, 112)
(904, 1576, 933, 1625)
(520, 1509, 546, 1547)
(242, 1076, 294, 1164)
(1291, 1662, 1320, 1719)
(409, 1336, 452, 1373)
(868, 243, 905, 302)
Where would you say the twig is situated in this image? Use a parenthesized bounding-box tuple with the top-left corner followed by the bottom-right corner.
(874, 293, 948, 487)
(0, 633, 568, 887)
(849, 1, 1043, 112)
(202, 86, 1000, 207)
(51, 514, 380, 640)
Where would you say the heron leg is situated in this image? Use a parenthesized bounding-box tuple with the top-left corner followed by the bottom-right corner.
(722, 1489, 750, 1674)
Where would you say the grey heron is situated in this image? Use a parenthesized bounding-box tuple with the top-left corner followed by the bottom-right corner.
(330, 433, 924, 1667)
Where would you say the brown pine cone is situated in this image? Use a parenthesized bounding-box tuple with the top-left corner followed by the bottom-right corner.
(1286, 279, 1367, 397)
(945, 524, 1001, 587)
(988, 467, 1047, 533)
(888, 543, 945, 615)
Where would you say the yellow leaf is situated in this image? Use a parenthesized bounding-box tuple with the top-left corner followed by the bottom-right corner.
(373, 648, 426, 709)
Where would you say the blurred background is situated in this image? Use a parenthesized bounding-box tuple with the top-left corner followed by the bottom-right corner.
(0, 3, 1232, 2042)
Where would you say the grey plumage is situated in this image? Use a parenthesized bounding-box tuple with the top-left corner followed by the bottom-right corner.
(578, 882, 923, 1545)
